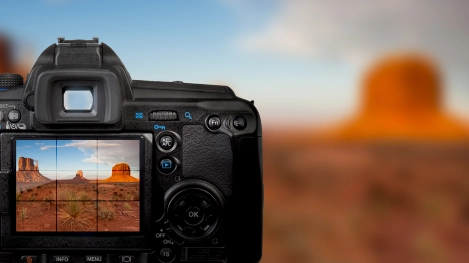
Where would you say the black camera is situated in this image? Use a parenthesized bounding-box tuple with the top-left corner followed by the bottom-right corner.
(0, 38, 263, 263)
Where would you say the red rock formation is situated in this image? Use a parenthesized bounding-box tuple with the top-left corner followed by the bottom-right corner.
(70, 170, 88, 181)
(16, 157, 50, 182)
(112, 163, 131, 176)
(330, 53, 469, 141)
(101, 163, 139, 183)
(18, 157, 40, 172)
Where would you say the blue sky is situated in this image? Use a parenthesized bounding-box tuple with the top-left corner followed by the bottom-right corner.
(16, 139, 140, 180)
(1, 0, 468, 126)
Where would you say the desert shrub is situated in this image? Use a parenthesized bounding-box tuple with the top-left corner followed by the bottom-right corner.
(79, 193, 92, 202)
(98, 202, 115, 221)
(59, 190, 78, 201)
(123, 203, 132, 210)
(132, 191, 140, 201)
(58, 201, 91, 231)
(20, 207, 27, 221)
(37, 186, 42, 189)
(16, 193, 22, 201)
(125, 194, 133, 201)
(28, 194, 36, 201)
(27, 189, 33, 193)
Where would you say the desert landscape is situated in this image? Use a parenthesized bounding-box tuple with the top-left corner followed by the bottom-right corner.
(16, 159, 140, 232)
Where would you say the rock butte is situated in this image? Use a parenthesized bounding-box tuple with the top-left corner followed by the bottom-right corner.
(16, 157, 51, 182)
(71, 170, 88, 181)
(101, 163, 139, 183)
(329, 53, 469, 141)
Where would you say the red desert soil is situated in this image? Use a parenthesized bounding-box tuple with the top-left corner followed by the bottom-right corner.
(16, 162, 140, 232)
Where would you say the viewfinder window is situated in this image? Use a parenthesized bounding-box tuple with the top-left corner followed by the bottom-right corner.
(63, 87, 93, 111)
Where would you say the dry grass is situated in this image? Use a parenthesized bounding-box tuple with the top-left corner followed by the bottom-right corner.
(98, 202, 115, 221)
(57, 190, 93, 231)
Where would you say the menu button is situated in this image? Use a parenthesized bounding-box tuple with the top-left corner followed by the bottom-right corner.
(86, 256, 103, 262)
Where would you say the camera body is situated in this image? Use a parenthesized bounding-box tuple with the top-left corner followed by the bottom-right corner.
(0, 38, 262, 263)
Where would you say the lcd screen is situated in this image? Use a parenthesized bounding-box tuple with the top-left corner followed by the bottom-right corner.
(15, 139, 141, 233)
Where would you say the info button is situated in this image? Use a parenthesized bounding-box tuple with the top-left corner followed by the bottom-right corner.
(53, 256, 70, 263)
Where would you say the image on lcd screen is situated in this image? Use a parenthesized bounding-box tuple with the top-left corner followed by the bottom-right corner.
(15, 139, 141, 232)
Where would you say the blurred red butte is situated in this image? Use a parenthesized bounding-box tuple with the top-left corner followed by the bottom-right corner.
(0, 34, 30, 78)
(334, 53, 469, 141)
(0, 35, 13, 73)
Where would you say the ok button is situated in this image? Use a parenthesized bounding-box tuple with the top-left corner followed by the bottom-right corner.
(184, 206, 204, 226)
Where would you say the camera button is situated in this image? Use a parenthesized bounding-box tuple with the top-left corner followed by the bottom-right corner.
(159, 158, 176, 174)
(117, 256, 135, 263)
(8, 109, 21, 123)
(233, 116, 247, 130)
(53, 256, 70, 263)
(85, 256, 104, 262)
(184, 206, 204, 226)
(158, 248, 175, 263)
(159, 136, 174, 150)
(207, 116, 221, 130)
(20, 256, 37, 263)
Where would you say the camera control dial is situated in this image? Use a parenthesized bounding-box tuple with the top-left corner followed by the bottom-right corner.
(0, 73, 23, 88)
(165, 180, 225, 242)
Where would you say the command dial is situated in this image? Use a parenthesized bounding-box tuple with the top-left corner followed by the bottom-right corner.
(0, 73, 24, 88)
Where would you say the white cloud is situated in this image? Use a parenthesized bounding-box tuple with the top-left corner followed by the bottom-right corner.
(40, 140, 140, 170)
(237, 0, 469, 68)
(82, 140, 140, 171)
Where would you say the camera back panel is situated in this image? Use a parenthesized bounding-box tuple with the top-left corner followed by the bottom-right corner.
(0, 38, 263, 263)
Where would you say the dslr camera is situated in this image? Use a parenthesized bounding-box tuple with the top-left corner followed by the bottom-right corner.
(0, 38, 262, 263)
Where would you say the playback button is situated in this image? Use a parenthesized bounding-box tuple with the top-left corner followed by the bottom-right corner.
(159, 157, 177, 174)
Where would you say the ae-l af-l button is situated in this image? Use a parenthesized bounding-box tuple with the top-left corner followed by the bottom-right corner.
(233, 116, 246, 130)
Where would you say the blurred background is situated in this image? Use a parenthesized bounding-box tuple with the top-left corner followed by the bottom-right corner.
(2, 0, 469, 262)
